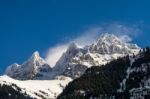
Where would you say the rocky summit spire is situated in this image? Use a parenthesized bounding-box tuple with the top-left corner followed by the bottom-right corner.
(30, 51, 40, 61)
(67, 42, 78, 51)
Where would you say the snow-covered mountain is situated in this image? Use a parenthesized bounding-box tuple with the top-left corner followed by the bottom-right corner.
(5, 51, 52, 80)
(2, 33, 141, 99)
(53, 33, 140, 78)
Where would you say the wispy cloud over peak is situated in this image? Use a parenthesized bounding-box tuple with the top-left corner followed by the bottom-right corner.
(45, 44, 68, 67)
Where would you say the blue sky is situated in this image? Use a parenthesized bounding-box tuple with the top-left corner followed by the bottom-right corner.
(0, 0, 150, 74)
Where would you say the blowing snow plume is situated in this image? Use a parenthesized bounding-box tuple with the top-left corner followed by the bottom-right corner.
(45, 23, 141, 67)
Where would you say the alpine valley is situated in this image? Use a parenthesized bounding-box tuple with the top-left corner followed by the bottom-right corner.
(1, 33, 150, 99)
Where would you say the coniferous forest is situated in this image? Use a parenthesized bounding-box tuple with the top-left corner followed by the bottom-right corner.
(0, 83, 32, 99)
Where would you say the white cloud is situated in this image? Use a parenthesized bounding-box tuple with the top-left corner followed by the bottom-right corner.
(45, 44, 69, 67)
(45, 23, 141, 67)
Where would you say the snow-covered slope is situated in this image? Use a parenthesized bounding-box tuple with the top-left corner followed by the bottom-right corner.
(0, 75, 72, 99)
(5, 51, 52, 80)
(54, 33, 140, 78)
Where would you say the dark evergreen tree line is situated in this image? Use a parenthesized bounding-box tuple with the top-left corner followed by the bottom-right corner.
(0, 84, 33, 99)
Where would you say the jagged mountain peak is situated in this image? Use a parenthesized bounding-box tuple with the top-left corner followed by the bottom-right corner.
(63, 42, 83, 57)
(31, 51, 40, 58)
(89, 33, 140, 54)
(30, 51, 41, 61)
(97, 33, 122, 46)
(67, 42, 80, 51)
(5, 51, 52, 80)
(25, 51, 48, 67)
